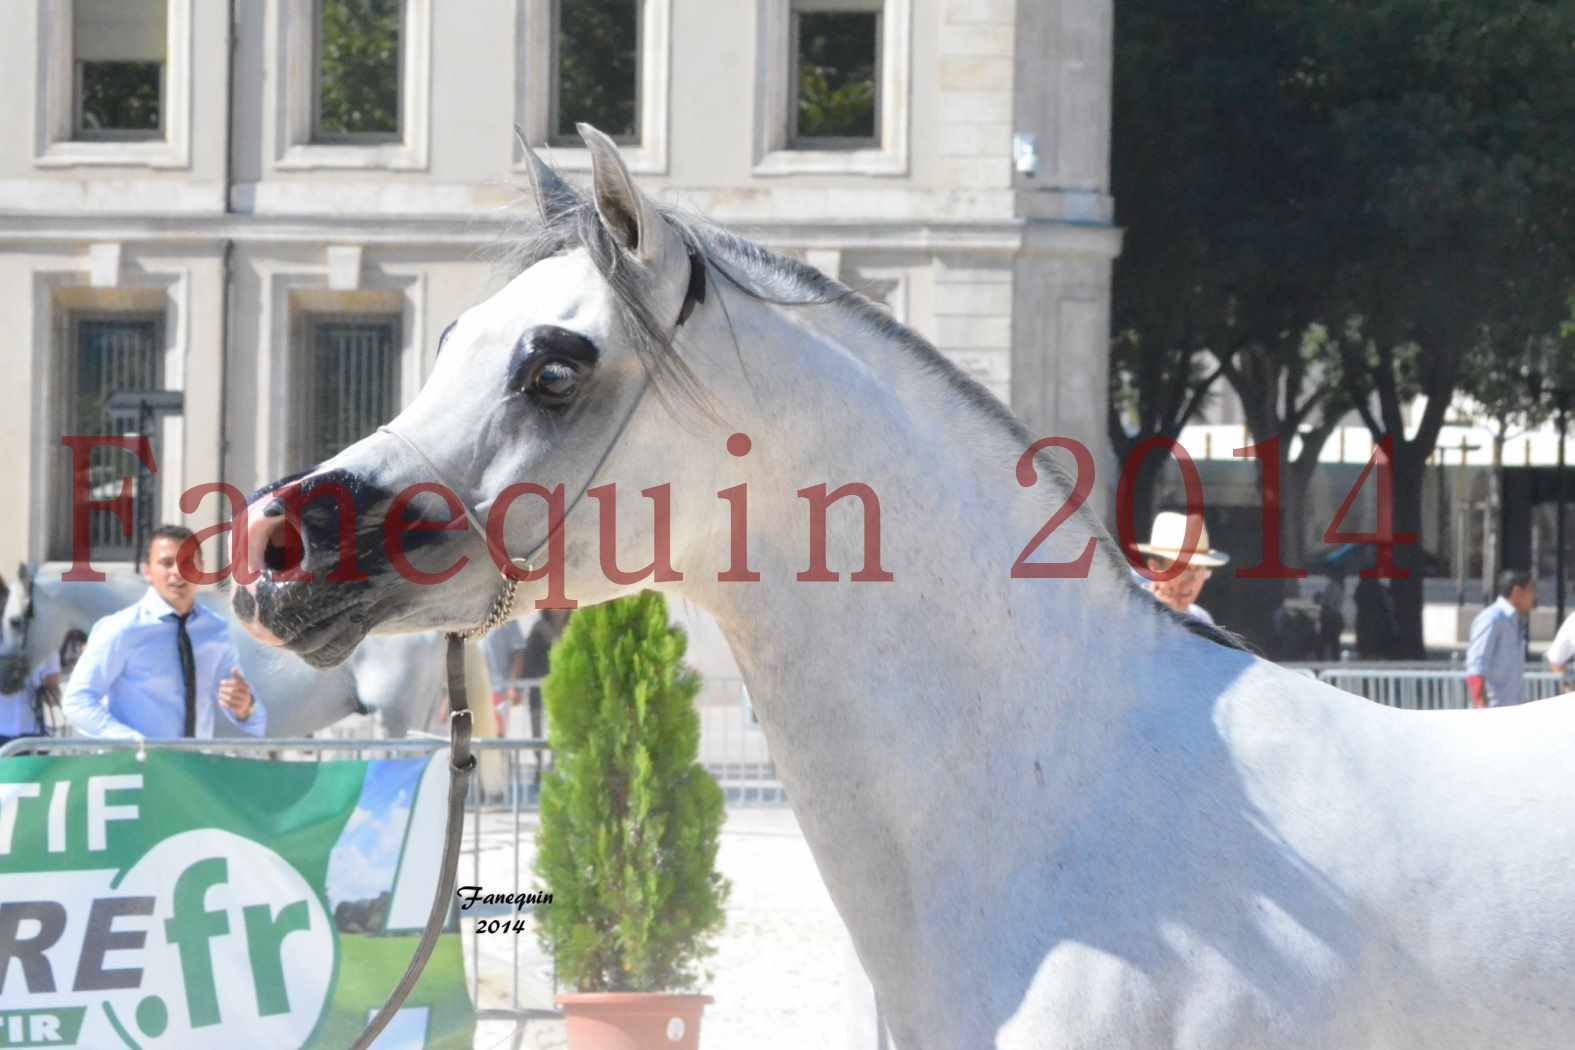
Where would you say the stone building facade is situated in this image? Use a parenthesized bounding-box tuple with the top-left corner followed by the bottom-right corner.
(0, 0, 1117, 571)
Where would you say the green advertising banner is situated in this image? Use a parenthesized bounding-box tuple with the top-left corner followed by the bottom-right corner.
(0, 751, 475, 1049)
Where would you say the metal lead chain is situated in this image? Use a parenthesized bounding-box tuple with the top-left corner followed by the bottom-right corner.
(450, 574, 521, 643)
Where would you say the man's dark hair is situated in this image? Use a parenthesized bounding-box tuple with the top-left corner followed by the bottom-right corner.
(143, 525, 196, 565)
(1498, 568, 1534, 598)
(59, 628, 87, 661)
(58, 629, 88, 679)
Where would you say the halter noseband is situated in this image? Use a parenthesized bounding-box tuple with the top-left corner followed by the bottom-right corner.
(377, 241, 707, 641)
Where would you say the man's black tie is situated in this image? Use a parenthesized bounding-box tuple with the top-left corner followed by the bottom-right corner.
(174, 612, 196, 737)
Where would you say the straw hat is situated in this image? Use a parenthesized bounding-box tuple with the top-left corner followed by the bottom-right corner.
(1131, 511, 1230, 568)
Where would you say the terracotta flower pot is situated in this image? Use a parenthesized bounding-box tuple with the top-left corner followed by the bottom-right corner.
(555, 992, 714, 1050)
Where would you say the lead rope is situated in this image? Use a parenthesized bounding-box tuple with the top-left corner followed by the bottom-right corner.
(348, 239, 707, 1050)
(349, 635, 473, 1050)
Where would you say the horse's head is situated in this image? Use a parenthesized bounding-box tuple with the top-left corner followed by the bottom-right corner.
(234, 126, 719, 666)
(0, 564, 35, 691)
(1, 563, 34, 661)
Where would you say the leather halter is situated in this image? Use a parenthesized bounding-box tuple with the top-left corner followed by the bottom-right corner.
(349, 239, 705, 1050)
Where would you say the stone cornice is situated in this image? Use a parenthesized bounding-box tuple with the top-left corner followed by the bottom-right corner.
(0, 212, 1121, 256)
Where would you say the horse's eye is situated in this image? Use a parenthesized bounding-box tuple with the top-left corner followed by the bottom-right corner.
(528, 359, 582, 406)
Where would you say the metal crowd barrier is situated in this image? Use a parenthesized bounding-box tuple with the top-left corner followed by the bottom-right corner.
(1313, 668, 1569, 710)
(307, 672, 785, 803)
(483, 675, 785, 804)
(0, 735, 561, 1049)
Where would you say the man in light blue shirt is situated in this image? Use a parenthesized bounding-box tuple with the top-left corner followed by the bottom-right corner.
(64, 526, 265, 739)
(1465, 568, 1536, 708)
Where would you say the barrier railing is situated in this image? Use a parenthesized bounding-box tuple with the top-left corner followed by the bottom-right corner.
(0, 735, 561, 1048)
(1313, 668, 1569, 710)
(484, 675, 784, 804)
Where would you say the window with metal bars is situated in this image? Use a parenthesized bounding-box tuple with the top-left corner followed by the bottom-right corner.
(302, 315, 400, 467)
(56, 315, 164, 563)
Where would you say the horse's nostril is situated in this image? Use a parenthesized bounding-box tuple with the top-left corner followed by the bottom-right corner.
(263, 521, 305, 574)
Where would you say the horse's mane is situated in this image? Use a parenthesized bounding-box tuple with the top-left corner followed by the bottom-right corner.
(496, 189, 1248, 654)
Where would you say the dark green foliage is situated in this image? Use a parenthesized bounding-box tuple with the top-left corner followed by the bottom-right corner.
(317, 0, 402, 137)
(554, 0, 640, 141)
(534, 592, 728, 992)
(796, 12, 878, 141)
(1114, 0, 1575, 650)
(79, 62, 162, 134)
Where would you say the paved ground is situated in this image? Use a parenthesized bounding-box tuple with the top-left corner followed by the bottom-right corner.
(463, 806, 857, 1050)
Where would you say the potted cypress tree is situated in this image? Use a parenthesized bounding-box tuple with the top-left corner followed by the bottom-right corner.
(534, 591, 729, 1050)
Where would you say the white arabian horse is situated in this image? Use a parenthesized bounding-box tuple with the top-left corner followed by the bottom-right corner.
(3, 564, 490, 739)
(232, 126, 1575, 1048)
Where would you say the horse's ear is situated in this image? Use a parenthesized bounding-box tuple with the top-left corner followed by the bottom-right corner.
(578, 122, 670, 262)
(514, 126, 578, 223)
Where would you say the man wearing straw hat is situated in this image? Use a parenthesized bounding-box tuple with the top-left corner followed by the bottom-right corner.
(1131, 511, 1231, 625)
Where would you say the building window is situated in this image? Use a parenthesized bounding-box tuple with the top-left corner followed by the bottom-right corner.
(550, 0, 641, 145)
(73, 0, 167, 141)
(516, 0, 670, 173)
(60, 315, 164, 562)
(35, 0, 191, 168)
(313, 0, 404, 142)
(790, 3, 879, 148)
(752, 0, 909, 176)
(301, 316, 400, 466)
(273, 0, 430, 171)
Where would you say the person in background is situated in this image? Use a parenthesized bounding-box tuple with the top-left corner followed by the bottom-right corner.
(63, 525, 265, 739)
(1353, 576, 1397, 660)
(1546, 606, 1575, 686)
(1317, 574, 1347, 661)
(1131, 511, 1231, 625)
(1465, 568, 1536, 709)
(0, 652, 38, 749)
(27, 629, 87, 737)
(480, 616, 527, 734)
(512, 608, 571, 786)
(0, 626, 81, 749)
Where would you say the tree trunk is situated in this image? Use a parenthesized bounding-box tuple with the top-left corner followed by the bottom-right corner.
(1485, 430, 1504, 604)
(1121, 451, 1166, 555)
(1389, 447, 1428, 658)
(1284, 453, 1316, 571)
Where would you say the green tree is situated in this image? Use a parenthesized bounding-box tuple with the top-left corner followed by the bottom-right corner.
(1116, 0, 1575, 653)
(555, 0, 640, 141)
(80, 62, 162, 133)
(1456, 294, 1570, 600)
(796, 12, 878, 139)
(1318, 0, 1575, 654)
(1113, 0, 1341, 564)
(1218, 328, 1352, 569)
(317, 0, 402, 136)
(1107, 331, 1220, 536)
(534, 592, 729, 992)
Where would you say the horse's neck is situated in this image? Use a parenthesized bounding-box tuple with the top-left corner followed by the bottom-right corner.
(33, 576, 147, 661)
(676, 296, 1198, 846)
